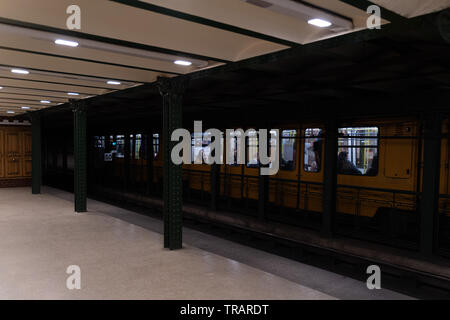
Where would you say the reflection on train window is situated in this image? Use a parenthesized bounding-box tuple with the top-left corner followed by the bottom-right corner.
(281, 130, 296, 171)
(153, 133, 159, 159)
(113, 135, 125, 158)
(135, 134, 142, 160)
(304, 128, 322, 172)
(246, 129, 259, 168)
(338, 127, 378, 176)
(93, 136, 105, 149)
(227, 130, 242, 166)
(130, 134, 134, 159)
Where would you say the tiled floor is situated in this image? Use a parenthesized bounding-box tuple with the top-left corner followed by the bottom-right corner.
(0, 187, 411, 300)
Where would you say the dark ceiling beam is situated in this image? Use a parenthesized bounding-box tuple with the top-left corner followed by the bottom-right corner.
(0, 46, 182, 75)
(338, 0, 407, 24)
(0, 63, 147, 84)
(0, 17, 230, 63)
(0, 91, 70, 100)
(0, 85, 102, 96)
(0, 76, 118, 90)
(111, 0, 300, 47)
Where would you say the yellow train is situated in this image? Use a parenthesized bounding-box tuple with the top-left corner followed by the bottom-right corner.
(95, 116, 450, 241)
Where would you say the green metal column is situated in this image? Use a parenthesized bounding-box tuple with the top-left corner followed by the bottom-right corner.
(420, 112, 442, 257)
(123, 131, 130, 192)
(322, 118, 338, 237)
(73, 100, 87, 213)
(146, 129, 154, 196)
(158, 77, 188, 250)
(31, 111, 42, 194)
(210, 163, 220, 211)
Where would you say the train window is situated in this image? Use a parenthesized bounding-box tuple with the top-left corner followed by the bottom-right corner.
(93, 136, 105, 149)
(153, 133, 159, 158)
(338, 127, 378, 176)
(135, 134, 142, 160)
(304, 128, 322, 172)
(246, 129, 259, 168)
(113, 135, 125, 158)
(227, 130, 242, 166)
(130, 134, 134, 158)
(281, 130, 297, 171)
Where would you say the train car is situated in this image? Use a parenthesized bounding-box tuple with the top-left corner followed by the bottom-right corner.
(89, 116, 450, 249)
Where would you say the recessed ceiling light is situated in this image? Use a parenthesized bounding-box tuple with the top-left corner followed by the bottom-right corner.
(40, 100, 51, 104)
(21, 106, 31, 110)
(7, 110, 15, 114)
(107, 80, 121, 85)
(174, 60, 192, 66)
(55, 39, 79, 47)
(0, 86, 2, 89)
(67, 92, 79, 96)
(308, 18, 332, 28)
(11, 68, 29, 74)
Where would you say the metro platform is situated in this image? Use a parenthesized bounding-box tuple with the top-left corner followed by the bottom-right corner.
(0, 187, 410, 300)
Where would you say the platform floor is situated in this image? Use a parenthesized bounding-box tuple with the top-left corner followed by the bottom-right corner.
(0, 187, 412, 300)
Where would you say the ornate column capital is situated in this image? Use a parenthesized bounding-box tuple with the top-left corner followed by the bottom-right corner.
(157, 76, 189, 97)
(71, 99, 88, 114)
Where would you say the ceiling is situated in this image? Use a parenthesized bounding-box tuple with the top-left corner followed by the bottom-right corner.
(0, 0, 448, 117)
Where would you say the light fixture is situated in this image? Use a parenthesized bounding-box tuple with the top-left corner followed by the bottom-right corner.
(174, 60, 192, 66)
(21, 106, 31, 110)
(308, 18, 332, 28)
(0, 86, 2, 89)
(107, 80, 121, 85)
(55, 39, 79, 47)
(11, 68, 29, 74)
(7, 110, 15, 114)
(242, 0, 352, 32)
(40, 100, 51, 104)
(67, 92, 79, 96)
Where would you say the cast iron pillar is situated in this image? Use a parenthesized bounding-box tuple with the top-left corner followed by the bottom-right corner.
(258, 128, 270, 220)
(322, 118, 338, 237)
(31, 111, 42, 194)
(158, 77, 188, 250)
(72, 100, 87, 213)
(123, 131, 131, 192)
(146, 129, 154, 196)
(420, 112, 442, 257)
(210, 163, 220, 211)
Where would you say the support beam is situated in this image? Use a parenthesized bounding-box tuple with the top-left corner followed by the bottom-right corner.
(31, 111, 42, 194)
(210, 163, 220, 211)
(73, 100, 87, 213)
(420, 112, 442, 257)
(258, 128, 270, 220)
(123, 131, 131, 192)
(158, 77, 188, 250)
(146, 130, 154, 196)
(322, 118, 338, 237)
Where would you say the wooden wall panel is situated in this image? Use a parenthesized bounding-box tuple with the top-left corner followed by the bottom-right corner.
(0, 130, 4, 178)
(22, 132, 32, 177)
(0, 126, 31, 182)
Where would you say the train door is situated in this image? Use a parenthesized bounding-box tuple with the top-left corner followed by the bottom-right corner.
(222, 129, 245, 201)
(299, 126, 324, 213)
(273, 127, 299, 209)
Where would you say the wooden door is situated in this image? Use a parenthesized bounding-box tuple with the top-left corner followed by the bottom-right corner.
(5, 131, 22, 177)
(22, 131, 32, 177)
(0, 130, 4, 178)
